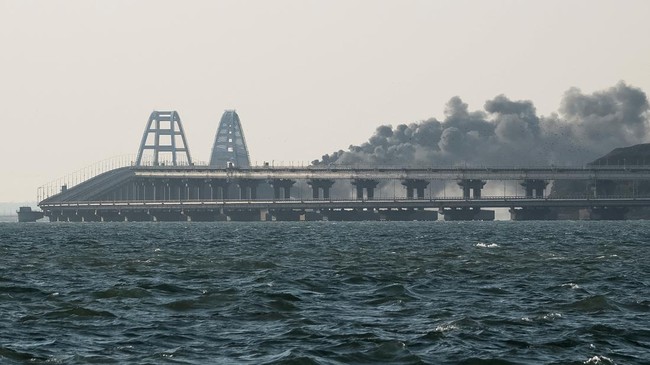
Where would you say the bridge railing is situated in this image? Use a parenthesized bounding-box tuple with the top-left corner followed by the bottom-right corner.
(37, 155, 137, 202)
(36, 156, 216, 202)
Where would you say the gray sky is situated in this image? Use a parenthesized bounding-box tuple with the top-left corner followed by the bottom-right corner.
(2, 0, 650, 202)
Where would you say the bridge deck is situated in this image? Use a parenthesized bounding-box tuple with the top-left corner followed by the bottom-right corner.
(132, 165, 650, 181)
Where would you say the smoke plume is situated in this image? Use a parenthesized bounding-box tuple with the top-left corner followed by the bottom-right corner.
(314, 82, 650, 167)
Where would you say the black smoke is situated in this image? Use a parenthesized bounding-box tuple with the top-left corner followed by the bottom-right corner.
(313, 82, 650, 167)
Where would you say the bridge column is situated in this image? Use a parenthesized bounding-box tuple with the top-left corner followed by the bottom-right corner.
(401, 179, 430, 199)
(351, 179, 379, 200)
(238, 179, 259, 200)
(307, 179, 335, 199)
(520, 179, 548, 198)
(210, 179, 230, 200)
(180, 179, 190, 201)
(457, 179, 486, 199)
(270, 179, 296, 200)
(188, 180, 203, 200)
(198, 179, 212, 200)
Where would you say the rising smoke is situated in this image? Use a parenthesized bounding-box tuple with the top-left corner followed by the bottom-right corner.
(314, 82, 650, 167)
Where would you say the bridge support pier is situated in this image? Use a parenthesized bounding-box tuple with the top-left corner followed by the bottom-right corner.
(510, 207, 557, 220)
(168, 179, 191, 201)
(458, 180, 486, 199)
(402, 179, 429, 199)
(520, 179, 548, 198)
(270, 179, 296, 200)
(209, 179, 230, 200)
(307, 179, 335, 199)
(352, 179, 379, 200)
(238, 179, 259, 200)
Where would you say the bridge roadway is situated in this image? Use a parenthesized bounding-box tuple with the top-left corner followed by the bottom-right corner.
(38, 196, 650, 211)
(132, 165, 650, 181)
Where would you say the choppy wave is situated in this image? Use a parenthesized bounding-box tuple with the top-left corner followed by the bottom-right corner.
(0, 221, 649, 364)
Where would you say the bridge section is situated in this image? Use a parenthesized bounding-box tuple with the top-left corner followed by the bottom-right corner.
(136, 111, 192, 166)
(38, 164, 650, 222)
(209, 110, 251, 168)
(35, 110, 650, 222)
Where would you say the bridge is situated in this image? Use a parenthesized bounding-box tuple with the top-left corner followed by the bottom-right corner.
(35, 110, 650, 222)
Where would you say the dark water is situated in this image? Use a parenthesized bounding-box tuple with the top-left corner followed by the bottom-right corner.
(1, 221, 649, 364)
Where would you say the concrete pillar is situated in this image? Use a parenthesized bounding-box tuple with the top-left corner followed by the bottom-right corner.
(209, 179, 230, 200)
(181, 180, 190, 200)
(402, 179, 430, 199)
(457, 180, 486, 199)
(405, 186, 414, 199)
(307, 179, 335, 199)
(367, 187, 375, 199)
(351, 179, 380, 200)
(520, 179, 548, 198)
(238, 179, 259, 200)
(169, 181, 180, 200)
(323, 186, 331, 199)
(270, 179, 296, 200)
(200, 180, 212, 200)
(417, 186, 426, 198)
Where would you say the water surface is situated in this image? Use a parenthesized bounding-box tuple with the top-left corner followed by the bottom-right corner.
(0, 221, 648, 364)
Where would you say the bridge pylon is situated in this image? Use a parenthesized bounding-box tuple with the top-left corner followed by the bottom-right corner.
(210, 110, 251, 168)
(136, 111, 193, 166)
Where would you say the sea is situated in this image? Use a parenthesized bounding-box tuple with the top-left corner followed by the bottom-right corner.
(0, 221, 648, 364)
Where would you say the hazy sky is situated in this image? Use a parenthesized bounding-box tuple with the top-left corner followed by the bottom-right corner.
(2, 0, 650, 202)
